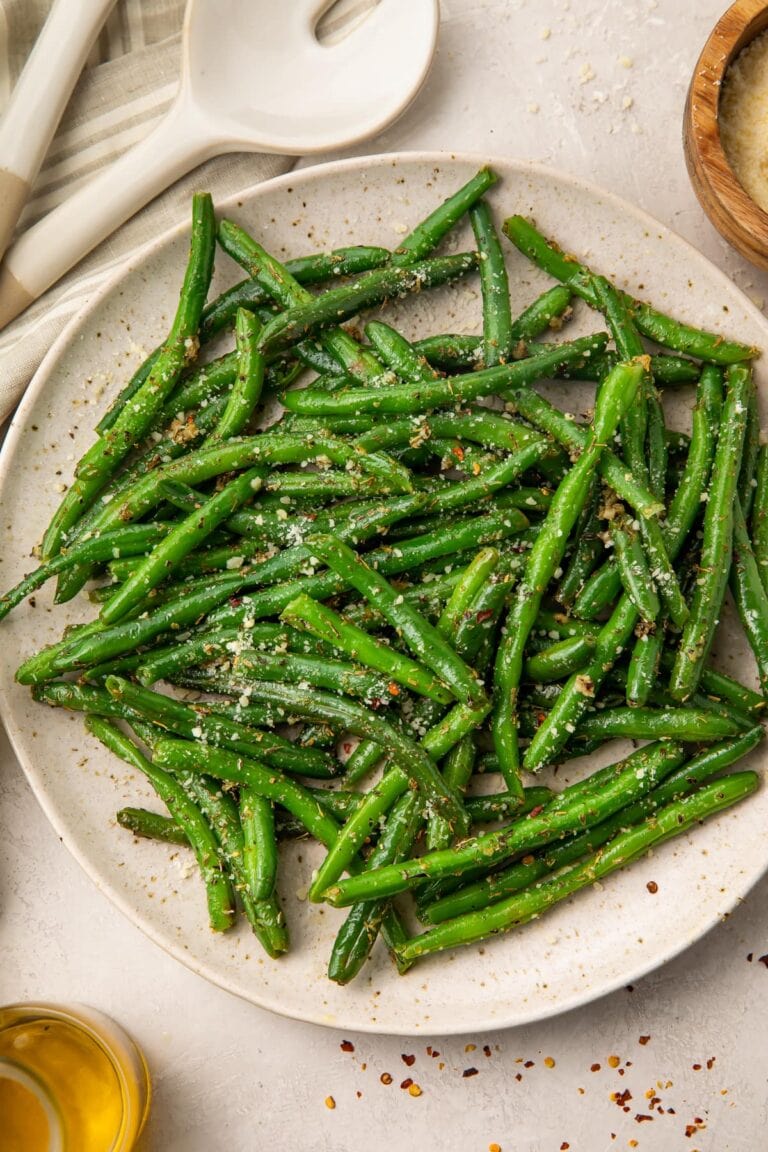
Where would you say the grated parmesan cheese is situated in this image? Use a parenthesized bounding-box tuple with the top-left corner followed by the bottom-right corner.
(720, 29, 768, 214)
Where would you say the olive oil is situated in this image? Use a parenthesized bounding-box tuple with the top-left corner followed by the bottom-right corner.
(0, 1004, 150, 1152)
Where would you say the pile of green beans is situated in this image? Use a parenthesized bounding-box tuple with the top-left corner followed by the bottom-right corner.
(4, 173, 764, 981)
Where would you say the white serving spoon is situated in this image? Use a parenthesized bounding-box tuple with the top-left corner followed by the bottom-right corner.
(0, 0, 116, 263)
(0, 0, 439, 330)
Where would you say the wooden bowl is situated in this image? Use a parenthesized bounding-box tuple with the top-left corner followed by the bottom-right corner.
(684, 0, 768, 269)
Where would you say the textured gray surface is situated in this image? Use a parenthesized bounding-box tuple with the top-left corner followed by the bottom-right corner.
(2, 1, 768, 1148)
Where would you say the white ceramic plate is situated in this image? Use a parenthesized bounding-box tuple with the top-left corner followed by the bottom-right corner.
(1, 153, 766, 1036)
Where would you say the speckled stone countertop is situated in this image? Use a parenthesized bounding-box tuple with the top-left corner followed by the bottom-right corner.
(2, 3, 767, 1149)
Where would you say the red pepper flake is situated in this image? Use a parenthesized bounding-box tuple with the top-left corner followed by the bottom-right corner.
(387, 682, 401, 696)
(692, 1063, 702, 1071)
(635, 1114, 653, 1123)
(401, 1053, 416, 1067)
(483, 1045, 492, 1058)
(759, 954, 768, 967)
(463, 1067, 479, 1078)
(340, 1040, 355, 1052)
(638, 1036, 651, 1045)
(431, 1049, 440, 1058)
(528, 805, 545, 818)
(342, 742, 353, 755)
(400, 1078, 413, 1090)
(229, 596, 242, 608)
(451, 444, 465, 461)
(590, 1063, 601, 1072)
(523, 1060, 535, 1068)
(515, 1072, 523, 1081)
(475, 609, 495, 624)
(706, 1057, 715, 1070)
(685, 1125, 697, 1138)
(561, 1144, 570, 1150)
(646, 880, 659, 894)
(380, 1073, 393, 1085)
(356, 1091, 362, 1099)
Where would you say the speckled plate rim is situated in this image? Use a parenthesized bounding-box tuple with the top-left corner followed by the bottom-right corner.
(1, 149, 767, 1036)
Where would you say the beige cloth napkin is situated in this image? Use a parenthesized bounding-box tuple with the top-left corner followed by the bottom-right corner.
(0, 0, 298, 425)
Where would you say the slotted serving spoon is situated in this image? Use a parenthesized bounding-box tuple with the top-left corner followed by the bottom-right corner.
(0, 0, 439, 328)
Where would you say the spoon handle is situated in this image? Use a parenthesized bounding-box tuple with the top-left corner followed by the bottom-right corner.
(0, 0, 116, 263)
(0, 100, 212, 330)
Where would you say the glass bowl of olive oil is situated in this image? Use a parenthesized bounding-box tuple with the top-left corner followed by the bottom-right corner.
(0, 1003, 150, 1152)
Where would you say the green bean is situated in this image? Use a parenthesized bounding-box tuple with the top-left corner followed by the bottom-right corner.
(255, 250, 479, 356)
(492, 360, 642, 792)
(308, 767, 411, 902)
(502, 214, 759, 364)
(664, 365, 723, 550)
(201, 245, 391, 338)
(527, 366, 726, 769)
(383, 166, 498, 268)
(42, 194, 217, 560)
(460, 787, 554, 825)
(204, 309, 265, 444)
(307, 533, 488, 709)
(404, 773, 758, 957)
(524, 633, 596, 682)
(238, 785, 278, 902)
(436, 547, 500, 638)
(574, 705, 741, 742)
(505, 383, 664, 519)
(626, 626, 664, 707)
(100, 467, 265, 624)
(646, 388, 668, 502)
(410, 333, 484, 371)
(153, 738, 342, 847)
(222, 647, 399, 706)
(592, 275, 686, 628)
(470, 200, 513, 365)
(739, 380, 760, 519)
(178, 772, 288, 957)
(327, 790, 422, 984)
(281, 332, 608, 416)
(321, 741, 684, 906)
(669, 364, 752, 700)
(108, 677, 335, 775)
(523, 594, 639, 770)
(98, 247, 388, 439)
(116, 806, 190, 845)
(96, 349, 162, 435)
(572, 352, 701, 386)
(698, 665, 766, 716)
(610, 517, 660, 624)
(364, 320, 439, 383)
(554, 477, 602, 608)
(208, 679, 468, 838)
(751, 441, 768, 599)
(427, 730, 760, 922)
(0, 523, 172, 622)
(85, 716, 235, 932)
(729, 496, 768, 694)
(281, 594, 452, 704)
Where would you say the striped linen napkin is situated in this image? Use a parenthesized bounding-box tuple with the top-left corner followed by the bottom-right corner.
(0, 0, 376, 425)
